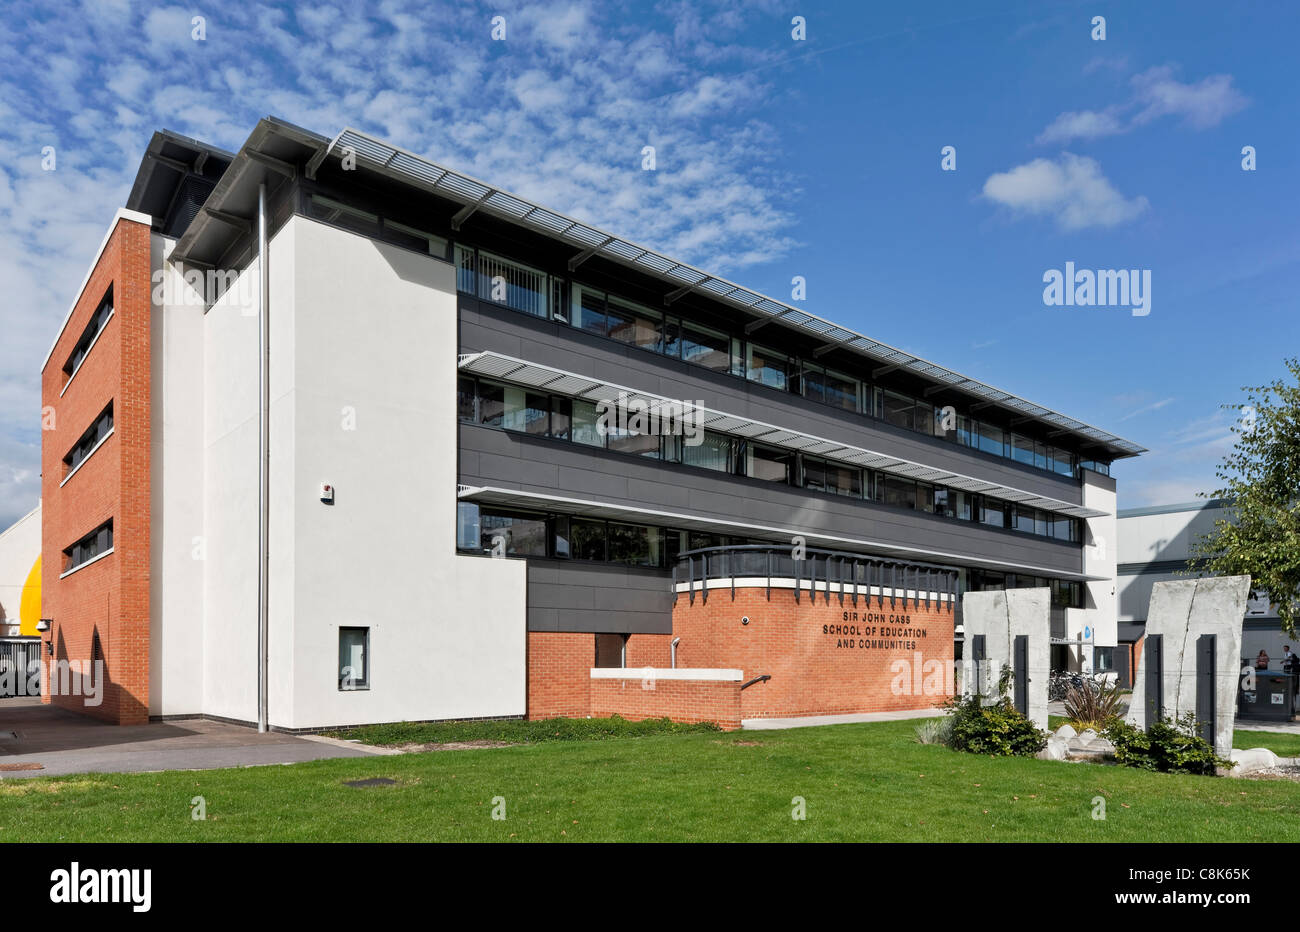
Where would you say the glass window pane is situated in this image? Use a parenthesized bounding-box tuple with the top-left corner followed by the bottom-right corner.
(477, 250, 548, 318)
(456, 502, 481, 550)
(339, 628, 368, 689)
(682, 432, 731, 472)
(480, 510, 547, 556)
(748, 444, 792, 483)
(661, 318, 681, 358)
(608, 522, 661, 566)
(915, 403, 934, 436)
(747, 344, 789, 390)
(881, 474, 916, 509)
(681, 323, 730, 371)
(571, 400, 603, 447)
(916, 481, 935, 513)
(803, 365, 825, 404)
(551, 516, 571, 559)
(594, 633, 625, 668)
(981, 498, 1006, 528)
(1011, 434, 1036, 467)
(1051, 447, 1075, 477)
(607, 297, 661, 351)
(607, 427, 661, 458)
(571, 519, 607, 560)
(573, 285, 607, 337)
(882, 391, 915, 430)
(823, 369, 859, 412)
(550, 396, 571, 440)
(977, 421, 1005, 456)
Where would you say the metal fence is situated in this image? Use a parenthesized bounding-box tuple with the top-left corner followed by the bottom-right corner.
(672, 544, 959, 609)
(0, 638, 41, 698)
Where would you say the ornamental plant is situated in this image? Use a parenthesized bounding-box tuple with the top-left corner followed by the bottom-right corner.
(1103, 713, 1232, 775)
(940, 668, 1046, 757)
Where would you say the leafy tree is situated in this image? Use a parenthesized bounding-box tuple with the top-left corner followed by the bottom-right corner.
(1188, 357, 1300, 635)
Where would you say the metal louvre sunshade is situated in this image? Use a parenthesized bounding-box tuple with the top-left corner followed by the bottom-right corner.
(329, 126, 1143, 459)
(455, 486, 1112, 583)
(457, 351, 1110, 520)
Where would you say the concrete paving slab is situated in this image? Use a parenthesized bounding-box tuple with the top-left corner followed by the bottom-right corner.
(0, 698, 378, 779)
(742, 708, 943, 730)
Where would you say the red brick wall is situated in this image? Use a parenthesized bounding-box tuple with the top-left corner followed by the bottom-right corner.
(526, 632, 592, 719)
(590, 676, 741, 730)
(673, 587, 955, 719)
(41, 215, 152, 724)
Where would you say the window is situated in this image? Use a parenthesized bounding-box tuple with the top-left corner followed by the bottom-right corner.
(382, 218, 448, 259)
(457, 377, 476, 421)
(748, 444, 793, 483)
(573, 285, 607, 336)
(746, 344, 789, 390)
(804, 366, 859, 412)
(980, 498, 1007, 528)
(339, 628, 369, 690)
(477, 380, 549, 435)
(475, 250, 549, 318)
(64, 288, 114, 381)
(681, 322, 731, 372)
(571, 400, 603, 447)
(550, 397, 572, 441)
(805, 457, 861, 497)
(1050, 446, 1075, 478)
(606, 296, 661, 351)
(882, 391, 915, 430)
(480, 510, 548, 556)
(1011, 434, 1036, 468)
(879, 474, 916, 509)
(680, 431, 732, 472)
(915, 481, 936, 513)
(594, 633, 626, 669)
(63, 520, 113, 574)
(608, 522, 662, 566)
(570, 519, 607, 560)
(308, 195, 382, 240)
(63, 403, 114, 477)
(975, 421, 1005, 457)
(456, 502, 481, 550)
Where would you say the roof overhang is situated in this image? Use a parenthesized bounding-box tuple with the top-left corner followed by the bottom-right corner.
(456, 485, 1111, 583)
(327, 125, 1144, 460)
(169, 118, 330, 268)
(458, 350, 1111, 520)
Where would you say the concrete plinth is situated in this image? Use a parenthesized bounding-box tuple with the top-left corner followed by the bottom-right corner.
(1126, 575, 1249, 760)
(961, 588, 1050, 730)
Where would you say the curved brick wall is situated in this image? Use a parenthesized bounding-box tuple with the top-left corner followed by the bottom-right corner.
(673, 586, 955, 719)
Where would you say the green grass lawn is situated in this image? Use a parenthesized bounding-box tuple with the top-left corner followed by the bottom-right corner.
(2, 718, 1298, 842)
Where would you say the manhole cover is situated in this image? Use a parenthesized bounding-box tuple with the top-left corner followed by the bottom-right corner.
(0, 763, 43, 771)
(343, 777, 397, 788)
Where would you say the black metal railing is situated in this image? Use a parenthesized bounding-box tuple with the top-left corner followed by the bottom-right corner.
(671, 544, 959, 610)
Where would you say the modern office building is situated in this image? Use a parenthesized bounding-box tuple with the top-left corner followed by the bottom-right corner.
(1117, 500, 1289, 686)
(38, 117, 1143, 728)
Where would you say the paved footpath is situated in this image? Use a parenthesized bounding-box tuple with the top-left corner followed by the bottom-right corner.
(0, 698, 381, 779)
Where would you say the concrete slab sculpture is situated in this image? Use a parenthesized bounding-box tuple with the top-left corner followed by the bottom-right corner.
(1125, 575, 1250, 760)
(961, 588, 1050, 730)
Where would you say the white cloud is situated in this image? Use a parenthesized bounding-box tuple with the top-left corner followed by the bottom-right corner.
(981, 153, 1149, 231)
(0, 0, 803, 525)
(1130, 66, 1248, 129)
(1036, 108, 1124, 144)
(1036, 64, 1247, 144)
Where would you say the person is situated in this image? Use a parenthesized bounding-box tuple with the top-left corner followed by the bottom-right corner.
(1283, 645, 1297, 673)
(1255, 649, 1270, 670)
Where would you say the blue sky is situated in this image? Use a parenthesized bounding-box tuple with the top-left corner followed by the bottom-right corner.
(0, 0, 1296, 527)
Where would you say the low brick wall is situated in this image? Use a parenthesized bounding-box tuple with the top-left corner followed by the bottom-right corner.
(589, 669, 743, 730)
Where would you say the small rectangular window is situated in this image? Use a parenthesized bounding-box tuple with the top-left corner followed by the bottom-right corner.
(594, 633, 626, 669)
(63, 403, 114, 477)
(62, 520, 114, 574)
(339, 627, 369, 690)
(63, 287, 114, 381)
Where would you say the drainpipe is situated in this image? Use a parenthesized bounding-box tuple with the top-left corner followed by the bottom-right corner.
(257, 182, 270, 732)
(671, 637, 680, 669)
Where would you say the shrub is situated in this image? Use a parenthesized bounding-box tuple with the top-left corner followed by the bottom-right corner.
(941, 669, 1046, 757)
(1063, 677, 1126, 732)
(1104, 714, 1232, 775)
(914, 716, 954, 746)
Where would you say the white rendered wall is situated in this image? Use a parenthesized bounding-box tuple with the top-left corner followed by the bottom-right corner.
(148, 235, 207, 715)
(279, 217, 525, 729)
(1079, 470, 1118, 668)
(0, 504, 40, 637)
